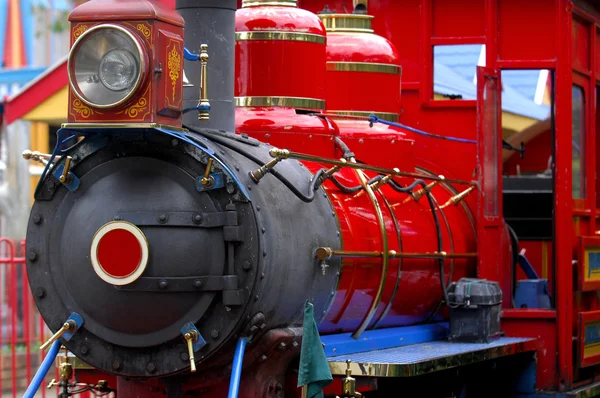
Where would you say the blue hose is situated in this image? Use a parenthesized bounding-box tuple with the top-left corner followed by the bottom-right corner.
(228, 337, 249, 398)
(23, 340, 62, 398)
(368, 115, 477, 144)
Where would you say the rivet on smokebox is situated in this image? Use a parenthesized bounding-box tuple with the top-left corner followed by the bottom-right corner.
(146, 362, 157, 373)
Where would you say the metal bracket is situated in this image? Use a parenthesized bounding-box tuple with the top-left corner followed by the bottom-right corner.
(62, 313, 84, 341)
(181, 322, 206, 352)
(114, 275, 239, 292)
(195, 172, 225, 193)
(115, 211, 228, 228)
(52, 164, 80, 191)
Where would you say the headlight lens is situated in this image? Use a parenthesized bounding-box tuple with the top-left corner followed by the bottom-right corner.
(69, 25, 144, 108)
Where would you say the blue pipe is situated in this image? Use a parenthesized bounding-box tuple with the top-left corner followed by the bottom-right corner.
(228, 337, 249, 398)
(23, 340, 62, 398)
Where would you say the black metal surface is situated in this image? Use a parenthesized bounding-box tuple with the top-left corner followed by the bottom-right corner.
(177, 0, 237, 132)
(115, 211, 232, 228)
(502, 176, 553, 240)
(26, 130, 341, 378)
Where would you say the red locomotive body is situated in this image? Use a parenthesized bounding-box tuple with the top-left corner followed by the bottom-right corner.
(17, 0, 600, 397)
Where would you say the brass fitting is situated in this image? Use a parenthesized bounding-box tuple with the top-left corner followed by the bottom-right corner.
(370, 168, 399, 191)
(198, 44, 210, 121)
(249, 157, 284, 183)
(269, 148, 290, 159)
(412, 176, 445, 201)
(443, 185, 476, 207)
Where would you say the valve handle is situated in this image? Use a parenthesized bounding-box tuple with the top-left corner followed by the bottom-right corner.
(40, 321, 75, 351)
(184, 330, 199, 372)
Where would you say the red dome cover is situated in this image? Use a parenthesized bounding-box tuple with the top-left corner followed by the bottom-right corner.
(235, 1, 327, 111)
(319, 11, 402, 121)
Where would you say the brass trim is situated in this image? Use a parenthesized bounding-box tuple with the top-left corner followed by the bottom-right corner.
(60, 123, 188, 132)
(327, 62, 401, 75)
(242, 0, 297, 7)
(68, 24, 146, 110)
(235, 31, 326, 44)
(328, 339, 535, 377)
(350, 157, 388, 339)
(372, 194, 402, 329)
(235, 96, 326, 110)
(318, 14, 374, 33)
(328, 111, 400, 122)
(316, 248, 477, 260)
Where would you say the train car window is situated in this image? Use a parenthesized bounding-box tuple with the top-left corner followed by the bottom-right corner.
(572, 85, 586, 199)
(433, 44, 485, 100)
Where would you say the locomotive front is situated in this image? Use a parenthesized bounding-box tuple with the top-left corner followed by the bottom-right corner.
(24, 0, 341, 378)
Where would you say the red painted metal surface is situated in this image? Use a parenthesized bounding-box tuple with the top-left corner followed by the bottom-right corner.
(319, 11, 401, 116)
(96, 229, 143, 279)
(235, 4, 327, 106)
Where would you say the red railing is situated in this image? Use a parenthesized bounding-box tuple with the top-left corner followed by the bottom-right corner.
(0, 238, 58, 398)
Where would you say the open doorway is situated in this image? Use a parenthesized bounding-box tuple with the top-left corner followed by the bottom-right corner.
(500, 69, 555, 309)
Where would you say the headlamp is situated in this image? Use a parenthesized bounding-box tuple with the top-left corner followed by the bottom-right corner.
(68, 25, 145, 108)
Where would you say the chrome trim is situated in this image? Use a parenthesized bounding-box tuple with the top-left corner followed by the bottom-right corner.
(327, 62, 401, 75)
(350, 158, 388, 339)
(68, 24, 146, 109)
(328, 110, 400, 122)
(61, 123, 188, 132)
(235, 96, 326, 110)
(328, 339, 535, 377)
(235, 31, 326, 44)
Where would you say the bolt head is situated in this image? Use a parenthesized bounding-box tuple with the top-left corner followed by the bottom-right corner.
(211, 329, 220, 339)
(112, 360, 121, 370)
(194, 280, 203, 289)
(181, 352, 189, 361)
(80, 346, 89, 355)
(158, 280, 168, 290)
(35, 288, 45, 298)
(242, 261, 252, 270)
(28, 251, 37, 262)
(193, 214, 203, 224)
(158, 214, 168, 223)
(146, 362, 157, 373)
(32, 215, 42, 224)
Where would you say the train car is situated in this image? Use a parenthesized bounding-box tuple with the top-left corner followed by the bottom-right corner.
(16, 0, 600, 397)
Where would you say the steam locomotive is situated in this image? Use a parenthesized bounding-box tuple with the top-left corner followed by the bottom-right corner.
(21, 0, 568, 397)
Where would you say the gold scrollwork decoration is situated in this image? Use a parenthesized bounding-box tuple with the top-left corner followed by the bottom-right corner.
(136, 24, 151, 42)
(167, 45, 181, 103)
(73, 25, 88, 39)
(72, 99, 95, 119)
(125, 97, 148, 118)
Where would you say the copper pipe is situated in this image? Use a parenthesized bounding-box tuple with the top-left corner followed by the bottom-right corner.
(269, 148, 475, 186)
